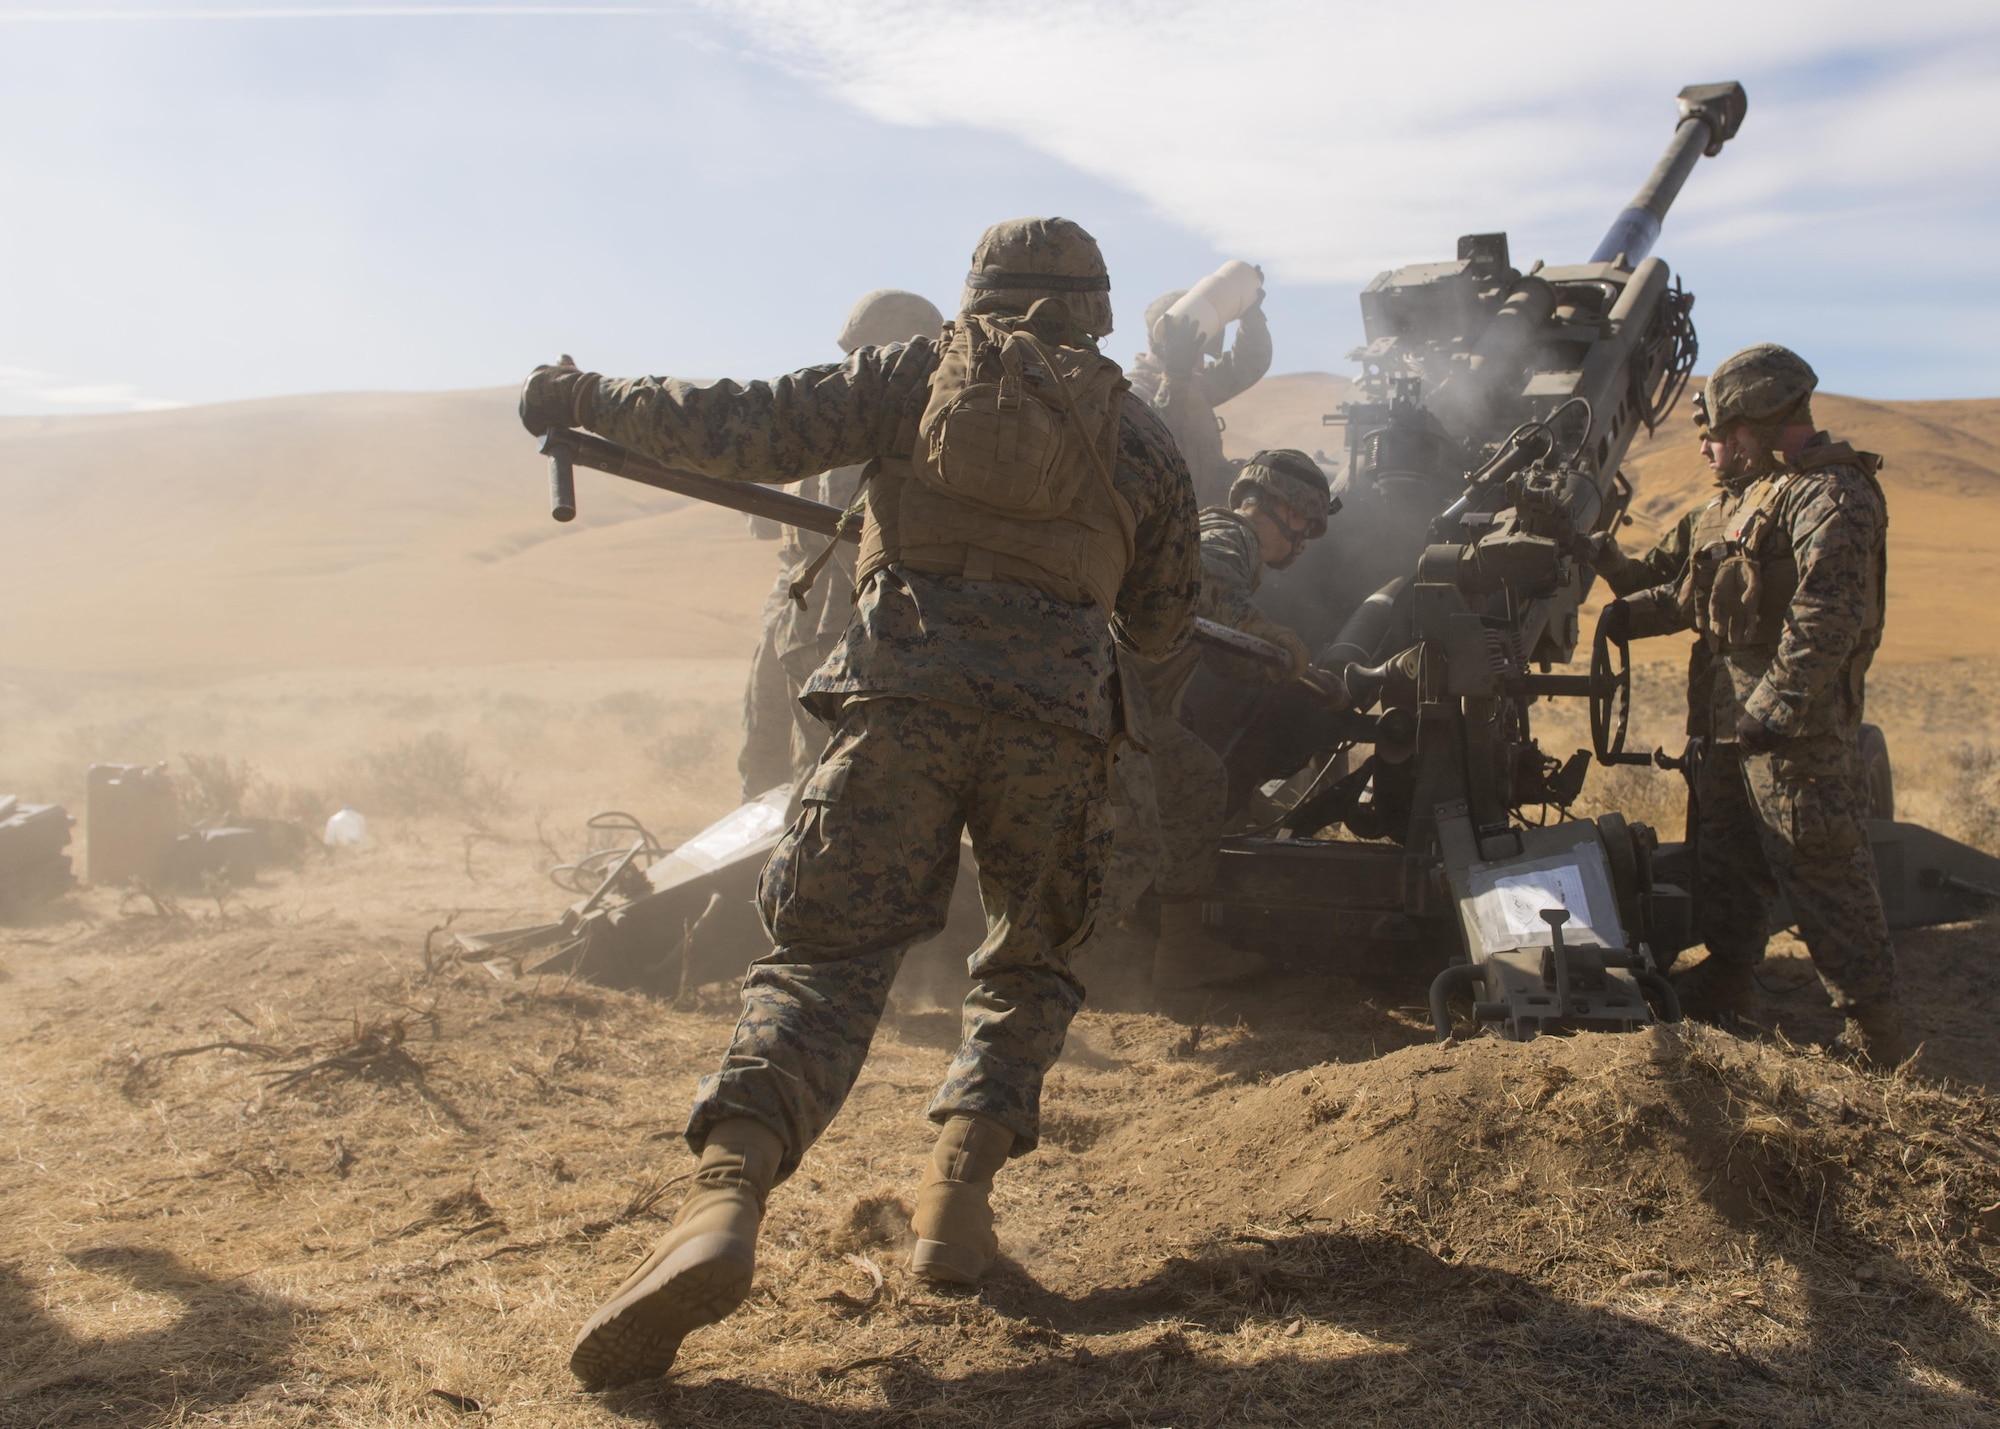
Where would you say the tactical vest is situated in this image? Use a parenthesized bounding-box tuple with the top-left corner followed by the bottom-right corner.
(1682, 440, 1885, 651)
(855, 310, 1137, 613)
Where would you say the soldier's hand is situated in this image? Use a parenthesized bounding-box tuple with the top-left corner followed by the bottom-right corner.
(1598, 599, 1632, 645)
(1577, 529, 1626, 573)
(519, 354, 601, 437)
(1238, 291, 1268, 330)
(1274, 626, 1312, 681)
(1149, 312, 1202, 372)
(1735, 711, 1779, 753)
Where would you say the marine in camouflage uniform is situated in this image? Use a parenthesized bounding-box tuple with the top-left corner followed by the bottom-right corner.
(1103, 450, 1331, 990)
(738, 289, 943, 799)
(1127, 284, 1272, 508)
(1610, 344, 1901, 1063)
(521, 216, 1200, 1385)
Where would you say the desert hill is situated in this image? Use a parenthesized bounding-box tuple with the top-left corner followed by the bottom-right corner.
(3, 377, 1998, 672)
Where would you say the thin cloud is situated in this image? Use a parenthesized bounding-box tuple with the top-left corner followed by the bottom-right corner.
(0, 5, 681, 20)
(695, 0, 2000, 284)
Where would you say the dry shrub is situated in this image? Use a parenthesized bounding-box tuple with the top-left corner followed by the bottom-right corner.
(177, 750, 256, 823)
(255, 781, 334, 827)
(344, 732, 510, 821)
(1945, 741, 2000, 853)
(1573, 760, 1689, 838)
(644, 725, 722, 788)
(594, 688, 669, 737)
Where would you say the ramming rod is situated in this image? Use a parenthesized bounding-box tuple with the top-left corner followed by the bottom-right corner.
(539, 425, 1292, 672)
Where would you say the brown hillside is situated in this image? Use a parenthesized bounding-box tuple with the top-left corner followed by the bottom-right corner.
(0, 390, 775, 672)
(2, 379, 1995, 673)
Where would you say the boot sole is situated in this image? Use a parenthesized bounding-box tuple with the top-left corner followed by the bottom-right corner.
(569, 1233, 754, 1389)
(911, 1238, 991, 1286)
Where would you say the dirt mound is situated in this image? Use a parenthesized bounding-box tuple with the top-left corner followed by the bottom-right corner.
(9, 841, 2000, 1427)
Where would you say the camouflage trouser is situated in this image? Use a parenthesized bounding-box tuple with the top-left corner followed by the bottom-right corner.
(738, 575, 802, 801)
(1150, 717, 1228, 899)
(1697, 738, 1895, 1008)
(687, 695, 1112, 1181)
(738, 573, 842, 801)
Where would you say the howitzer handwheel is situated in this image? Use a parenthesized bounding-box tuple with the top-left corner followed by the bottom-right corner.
(1589, 608, 1645, 765)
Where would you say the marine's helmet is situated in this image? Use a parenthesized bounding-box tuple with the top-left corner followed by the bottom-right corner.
(1229, 449, 1334, 539)
(1694, 343, 1818, 433)
(959, 217, 1114, 340)
(837, 289, 944, 355)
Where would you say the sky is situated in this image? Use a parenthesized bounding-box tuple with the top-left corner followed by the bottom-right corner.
(0, 0, 1996, 415)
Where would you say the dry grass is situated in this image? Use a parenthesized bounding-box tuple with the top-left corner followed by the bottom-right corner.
(5, 658, 2000, 1426)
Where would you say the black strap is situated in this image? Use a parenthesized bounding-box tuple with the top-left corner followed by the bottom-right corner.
(964, 269, 1109, 293)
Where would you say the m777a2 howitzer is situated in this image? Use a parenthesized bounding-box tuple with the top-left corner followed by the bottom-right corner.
(1190, 81, 2000, 1039)
(479, 80, 2000, 1039)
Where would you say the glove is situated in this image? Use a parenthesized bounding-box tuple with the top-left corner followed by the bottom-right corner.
(1148, 312, 1203, 374)
(1239, 610, 1311, 682)
(1237, 291, 1268, 330)
(1579, 529, 1628, 574)
(1273, 626, 1312, 681)
(1735, 710, 1778, 753)
(1598, 599, 1632, 645)
(519, 354, 601, 437)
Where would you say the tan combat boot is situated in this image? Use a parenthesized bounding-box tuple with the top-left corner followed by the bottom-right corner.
(1669, 954, 1754, 1026)
(1836, 1001, 1913, 1071)
(911, 1113, 1014, 1285)
(1152, 900, 1269, 991)
(569, 1118, 783, 1389)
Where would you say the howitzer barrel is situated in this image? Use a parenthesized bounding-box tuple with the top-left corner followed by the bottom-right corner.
(1590, 82, 1746, 266)
(536, 426, 1291, 672)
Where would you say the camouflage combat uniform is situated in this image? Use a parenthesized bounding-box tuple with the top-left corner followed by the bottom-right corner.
(1128, 303, 1272, 509)
(1622, 435, 1893, 1007)
(737, 464, 866, 799)
(578, 340, 1200, 1176)
(1113, 509, 1274, 904)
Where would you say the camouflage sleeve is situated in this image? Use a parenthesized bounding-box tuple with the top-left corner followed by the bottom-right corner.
(1195, 516, 1261, 628)
(579, 339, 937, 484)
(1744, 468, 1887, 735)
(1196, 305, 1273, 409)
(1621, 583, 1693, 640)
(1601, 509, 1696, 597)
(1110, 393, 1202, 659)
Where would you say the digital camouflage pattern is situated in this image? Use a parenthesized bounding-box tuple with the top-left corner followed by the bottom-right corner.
(581, 270, 1199, 1177)
(1598, 508, 1696, 600)
(737, 462, 867, 797)
(1695, 343, 1818, 432)
(1127, 301, 1272, 508)
(686, 695, 1111, 1176)
(1135, 507, 1270, 717)
(1102, 506, 1289, 914)
(1622, 435, 1887, 743)
(1617, 430, 1894, 1006)
(1693, 740, 1895, 1008)
(582, 343, 1202, 741)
